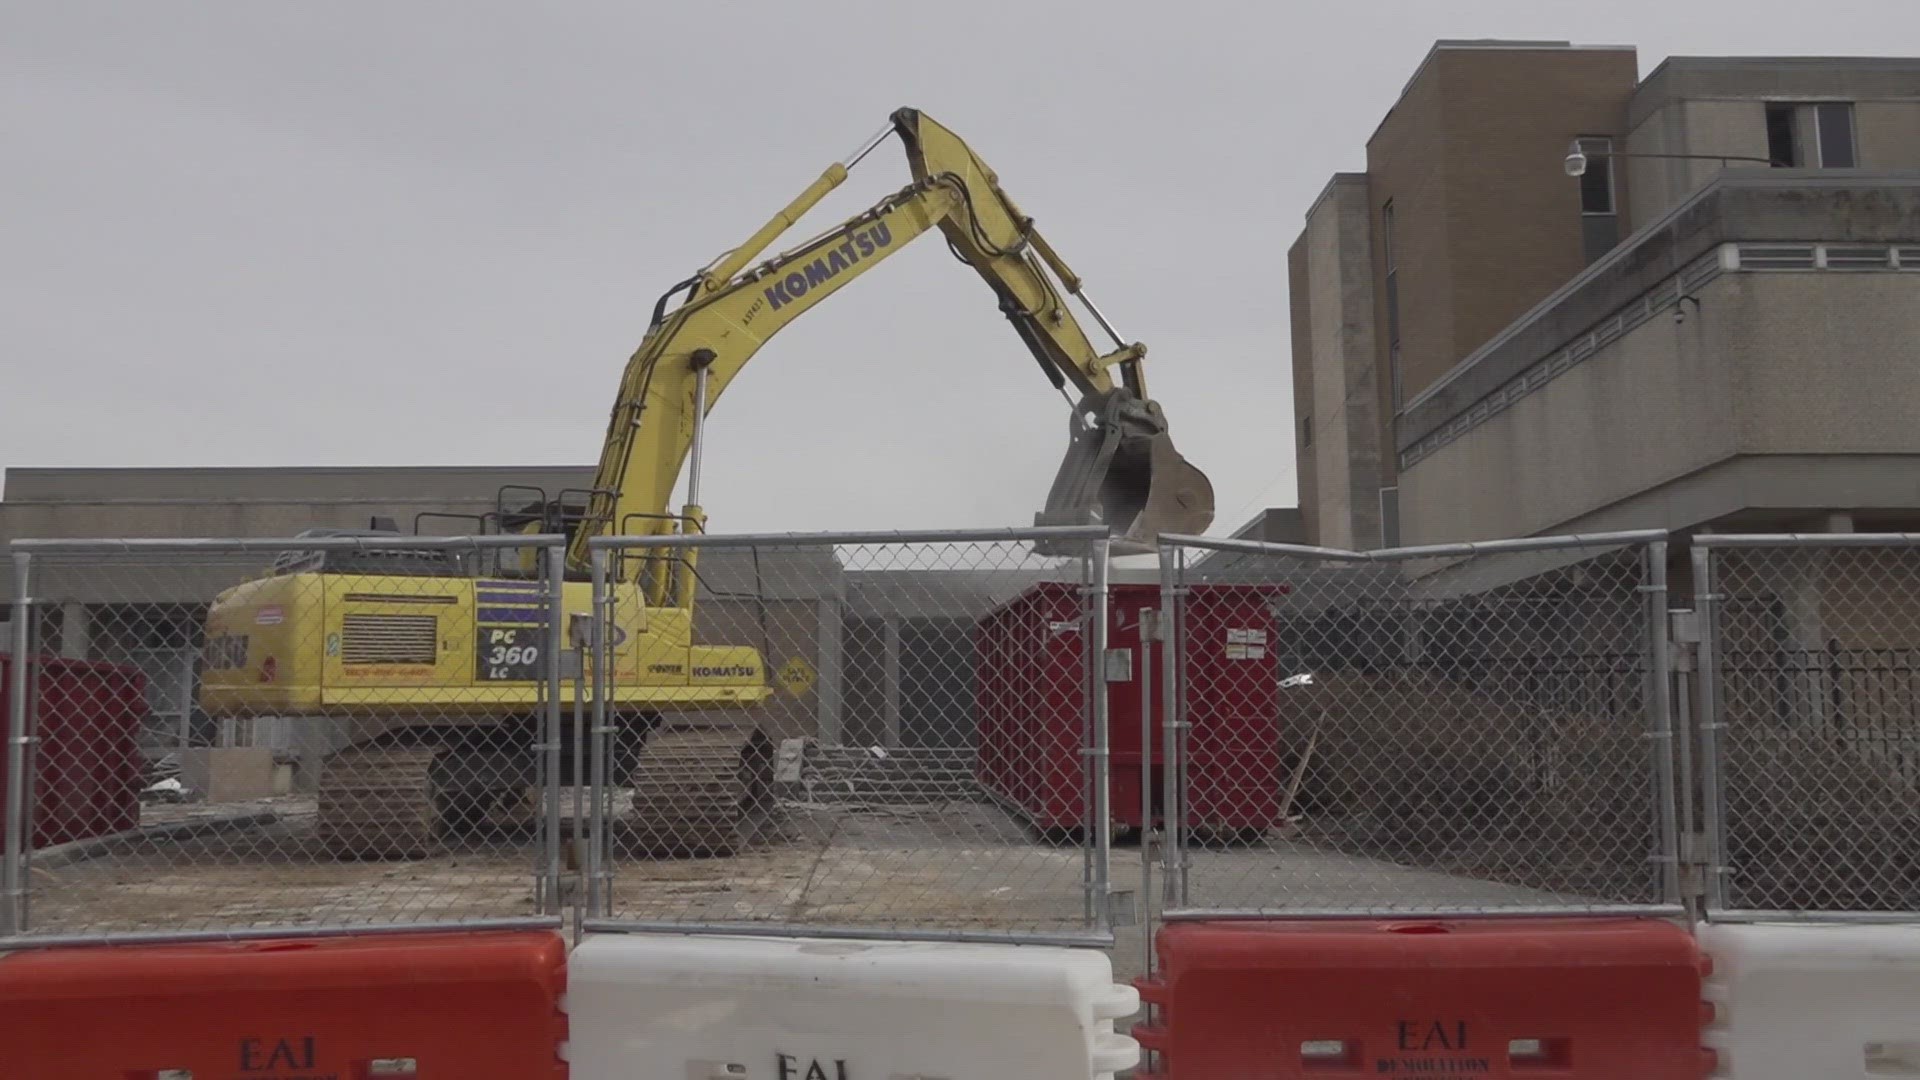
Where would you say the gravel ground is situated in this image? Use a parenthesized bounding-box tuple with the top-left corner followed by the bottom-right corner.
(20, 794, 1565, 984)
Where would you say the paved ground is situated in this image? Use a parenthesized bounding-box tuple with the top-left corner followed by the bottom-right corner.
(21, 794, 1560, 984)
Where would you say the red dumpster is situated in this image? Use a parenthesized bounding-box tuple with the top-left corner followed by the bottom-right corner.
(0, 929, 569, 1078)
(975, 582, 1287, 832)
(0, 653, 145, 849)
(1134, 918, 1714, 1080)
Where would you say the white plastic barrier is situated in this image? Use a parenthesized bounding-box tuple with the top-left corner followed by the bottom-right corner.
(564, 934, 1140, 1080)
(1700, 922, 1920, 1079)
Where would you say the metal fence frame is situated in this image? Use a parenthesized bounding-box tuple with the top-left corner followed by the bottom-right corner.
(1694, 532, 1920, 924)
(3, 535, 569, 947)
(1153, 530, 1686, 925)
(581, 525, 1118, 947)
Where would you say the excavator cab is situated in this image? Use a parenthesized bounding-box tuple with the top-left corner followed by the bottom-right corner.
(1035, 389, 1214, 556)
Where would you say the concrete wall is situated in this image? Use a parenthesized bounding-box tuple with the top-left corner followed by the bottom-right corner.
(1288, 236, 1319, 544)
(1625, 100, 1776, 226)
(1292, 175, 1384, 550)
(1399, 175, 1920, 459)
(1400, 269, 1920, 544)
(1626, 56, 1920, 222)
(0, 465, 598, 604)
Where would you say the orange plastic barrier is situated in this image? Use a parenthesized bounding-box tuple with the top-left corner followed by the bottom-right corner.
(0, 930, 567, 1079)
(1134, 918, 1713, 1079)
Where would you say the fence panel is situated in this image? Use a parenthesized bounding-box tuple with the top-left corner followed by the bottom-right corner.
(1158, 532, 1679, 917)
(1698, 536, 1920, 918)
(3, 536, 568, 944)
(585, 528, 1112, 941)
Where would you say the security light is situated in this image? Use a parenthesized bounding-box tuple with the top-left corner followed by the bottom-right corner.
(1563, 140, 1588, 177)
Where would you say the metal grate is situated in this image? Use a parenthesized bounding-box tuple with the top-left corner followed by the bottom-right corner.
(1738, 244, 1818, 270)
(1825, 245, 1894, 271)
(341, 613, 438, 665)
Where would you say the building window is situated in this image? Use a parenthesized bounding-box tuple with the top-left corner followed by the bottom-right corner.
(1301, 413, 1313, 448)
(1378, 486, 1400, 549)
(1816, 103, 1856, 167)
(1765, 104, 1797, 166)
(1383, 200, 1402, 409)
(1765, 102, 1856, 167)
(1576, 136, 1619, 264)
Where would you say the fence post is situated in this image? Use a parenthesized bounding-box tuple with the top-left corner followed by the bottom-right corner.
(1089, 536, 1113, 929)
(4, 552, 32, 936)
(1645, 541, 1683, 909)
(1669, 608, 1701, 920)
(1139, 602, 1156, 975)
(543, 544, 566, 916)
(588, 547, 610, 920)
(1158, 542, 1184, 907)
(1691, 542, 1730, 914)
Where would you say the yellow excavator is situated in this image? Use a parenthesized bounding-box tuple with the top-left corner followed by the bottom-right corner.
(197, 108, 1213, 858)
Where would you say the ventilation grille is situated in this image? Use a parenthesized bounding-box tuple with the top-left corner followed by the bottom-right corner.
(341, 614, 438, 665)
(1826, 244, 1895, 270)
(1739, 244, 1817, 270)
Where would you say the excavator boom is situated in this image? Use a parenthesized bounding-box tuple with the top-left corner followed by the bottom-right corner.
(571, 108, 1213, 584)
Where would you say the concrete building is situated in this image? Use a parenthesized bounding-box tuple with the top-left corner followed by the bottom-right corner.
(0, 467, 1087, 766)
(1288, 42, 1920, 550)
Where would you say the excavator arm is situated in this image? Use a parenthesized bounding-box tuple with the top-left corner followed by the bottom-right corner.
(569, 108, 1213, 596)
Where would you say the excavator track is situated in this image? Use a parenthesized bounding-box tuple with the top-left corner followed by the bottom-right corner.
(317, 746, 441, 859)
(626, 724, 772, 857)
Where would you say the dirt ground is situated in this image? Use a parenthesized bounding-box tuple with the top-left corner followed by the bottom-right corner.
(20, 793, 1562, 983)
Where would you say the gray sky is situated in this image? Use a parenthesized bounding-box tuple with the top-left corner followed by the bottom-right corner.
(6, 1, 1916, 534)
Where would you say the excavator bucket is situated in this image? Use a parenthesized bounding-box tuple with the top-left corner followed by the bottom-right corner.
(1034, 391, 1215, 556)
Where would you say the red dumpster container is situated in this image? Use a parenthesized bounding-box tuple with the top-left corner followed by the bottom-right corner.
(975, 582, 1286, 831)
(0, 653, 145, 848)
(1134, 918, 1714, 1080)
(0, 929, 569, 1078)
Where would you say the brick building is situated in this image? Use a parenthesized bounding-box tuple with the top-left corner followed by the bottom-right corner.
(1288, 42, 1920, 550)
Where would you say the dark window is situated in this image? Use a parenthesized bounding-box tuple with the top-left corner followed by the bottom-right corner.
(1766, 104, 1798, 167)
(1577, 138, 1615, 213)
(1576, 137, 1619, 264)
(1816, 103, 1856, 167)
(1301, 414, 1313, 448)
(1385, 272, 1401, 345)
(1379, 487, 1401, 549)
(1382, 200, 1396, 271)
(1382, 200, 1402, 408)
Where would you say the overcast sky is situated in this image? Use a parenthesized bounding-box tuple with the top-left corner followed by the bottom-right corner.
(6, 1, 1917, 535)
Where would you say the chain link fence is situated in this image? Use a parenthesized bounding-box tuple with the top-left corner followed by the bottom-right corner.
(1155, 531, 1681, 918)
(579, 528, 1113, 941)
(2, 536, 570, 942)
(1696, 536, 1920, 918)
(10, 526, 1918, 947)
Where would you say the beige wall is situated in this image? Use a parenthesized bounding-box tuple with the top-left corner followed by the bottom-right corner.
(1400, 270, 1920, 544)
(1367, 60, 1452, 414)
(1368, 46, 1637, 410)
